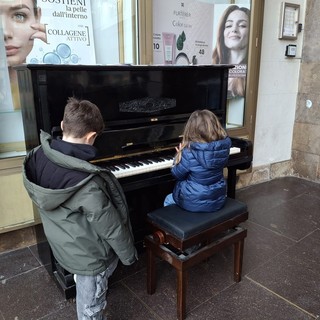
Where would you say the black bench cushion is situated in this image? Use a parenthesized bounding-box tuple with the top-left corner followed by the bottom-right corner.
(147, 198, 247, 240)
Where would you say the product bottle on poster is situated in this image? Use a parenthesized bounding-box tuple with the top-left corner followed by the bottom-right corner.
(162, 32, 176, 65)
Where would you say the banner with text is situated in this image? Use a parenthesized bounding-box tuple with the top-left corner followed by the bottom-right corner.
(27, 0, 96, 64)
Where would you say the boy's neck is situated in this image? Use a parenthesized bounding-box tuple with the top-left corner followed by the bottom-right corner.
(62, 131, 97, 146)
(62, 136, 88, 144)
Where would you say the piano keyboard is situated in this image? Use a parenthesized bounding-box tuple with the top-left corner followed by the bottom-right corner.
(109, 147, 241, 179)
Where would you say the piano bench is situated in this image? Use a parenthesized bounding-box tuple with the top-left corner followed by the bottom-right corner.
(144, 197, 248, 320)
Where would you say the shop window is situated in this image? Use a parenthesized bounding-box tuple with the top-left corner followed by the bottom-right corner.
(0, 0, 262, 160)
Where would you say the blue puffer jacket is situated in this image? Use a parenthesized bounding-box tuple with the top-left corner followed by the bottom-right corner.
(172, 137, 232, 212)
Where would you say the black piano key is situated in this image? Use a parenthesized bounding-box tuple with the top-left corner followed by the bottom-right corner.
(140, 160, 151, 165)
(129, 162, 138, 167)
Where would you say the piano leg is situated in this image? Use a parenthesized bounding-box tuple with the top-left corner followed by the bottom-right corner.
(227, 167, 237, 199)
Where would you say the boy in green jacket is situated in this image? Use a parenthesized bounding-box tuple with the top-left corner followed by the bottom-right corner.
(23, 97, 137, 319)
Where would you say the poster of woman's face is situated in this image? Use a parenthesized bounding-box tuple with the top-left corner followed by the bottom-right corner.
(212, 4, 250, 99)
(1, 0, 47, 111)
(1, 0, 42, 67)
(223, 9, 249, 56)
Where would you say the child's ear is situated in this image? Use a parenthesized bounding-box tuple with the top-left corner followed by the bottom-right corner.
(60, 121, 64, 131)
(86, 132, 97, 145)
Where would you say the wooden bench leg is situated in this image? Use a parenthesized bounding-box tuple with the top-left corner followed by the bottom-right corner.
(177, 269, 187, 320)
(147, 246, 156, 294)
(233, 238, 245, 282)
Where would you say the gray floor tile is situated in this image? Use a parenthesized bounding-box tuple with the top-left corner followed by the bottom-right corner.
(247, 193, 320, 241)
(0, 247, 40, 280)
(38, 302, 77, 319)
(0, 267, 71, 320)
(106, 282, 159, 320)
(247, 230, 320, 318)
(188, 278, 315, 320)
(1, 177, 320, 320)
(242, 220, 295, 274)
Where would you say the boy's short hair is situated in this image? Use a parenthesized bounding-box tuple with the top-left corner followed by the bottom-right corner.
(62, 97, 104, 138)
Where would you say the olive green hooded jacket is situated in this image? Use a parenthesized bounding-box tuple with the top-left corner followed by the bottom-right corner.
(22, 131, 137, 276)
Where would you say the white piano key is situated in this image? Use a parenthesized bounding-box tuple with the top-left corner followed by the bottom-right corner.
(230, 146, 240, 155)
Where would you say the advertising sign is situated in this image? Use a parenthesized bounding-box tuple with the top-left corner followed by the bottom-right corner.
(28, 0, 96, 64)
(153, 0, 214, 65)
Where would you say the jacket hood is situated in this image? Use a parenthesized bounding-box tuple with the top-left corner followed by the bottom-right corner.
(22, 131, 105, 211)
(40, 130, 101, 174)
(23, 171, 93, 211)
(189, 137, 232, 169)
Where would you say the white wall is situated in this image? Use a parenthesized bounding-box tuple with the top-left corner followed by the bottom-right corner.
(253, 0, 306, 167)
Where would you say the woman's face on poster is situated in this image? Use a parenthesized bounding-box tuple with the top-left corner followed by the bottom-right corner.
(223, 10, 249, 51)
(1, 0, 39, 67)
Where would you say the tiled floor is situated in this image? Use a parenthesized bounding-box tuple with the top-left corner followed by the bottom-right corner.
(1, 176, 320, 320)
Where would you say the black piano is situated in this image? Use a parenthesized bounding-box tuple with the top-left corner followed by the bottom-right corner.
(16, 64, 252, 298)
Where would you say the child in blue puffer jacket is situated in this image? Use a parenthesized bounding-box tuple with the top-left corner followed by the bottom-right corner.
(164, 109, 231, 212)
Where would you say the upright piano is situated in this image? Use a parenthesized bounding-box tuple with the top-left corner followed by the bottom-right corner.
(16, 64, 253, 298)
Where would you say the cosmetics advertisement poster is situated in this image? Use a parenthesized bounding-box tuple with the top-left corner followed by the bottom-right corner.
(212, 4, 250, 127)
(212, 4, 250, 76)
(153, 0, 214, 65)
(27, 0, 96, 65)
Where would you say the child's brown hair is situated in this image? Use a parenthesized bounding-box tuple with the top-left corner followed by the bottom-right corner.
(175, 109, 227, 163)
(62, 97, 104, 138)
